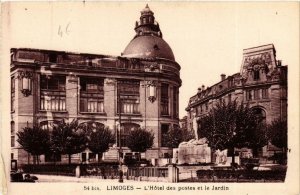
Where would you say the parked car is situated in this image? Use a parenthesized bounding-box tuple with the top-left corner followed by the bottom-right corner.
(11, 171, 38, 182)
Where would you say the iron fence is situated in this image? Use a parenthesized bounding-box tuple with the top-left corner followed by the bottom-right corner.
(195, 169, 286, 182)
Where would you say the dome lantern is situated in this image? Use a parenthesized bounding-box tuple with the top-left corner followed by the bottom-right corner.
(122, 5, 175, 61)
(135, 4, 162, 38)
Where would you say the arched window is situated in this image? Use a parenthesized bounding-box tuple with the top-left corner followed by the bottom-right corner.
(40, 120, 60, 131)
(119, 123, 140, 147)
(251, 107, 266, 124)
(39, 120, 61, 162)
(149, 16, 152, 23)
(78, 121, 105, 134)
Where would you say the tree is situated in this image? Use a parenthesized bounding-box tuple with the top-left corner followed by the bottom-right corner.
(86, 124, 115, 163)
(198, 100, 267, 166)
(127, 128, 154, 161)
(51, 119, 87, 164)
(162, 126, 195, 148)
(267, 119, 287, 149)
(17, 126, 50, 164)
(266, 119, 287, 162)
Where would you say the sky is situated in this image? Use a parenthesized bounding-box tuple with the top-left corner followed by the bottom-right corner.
(2, 2, 299, 118)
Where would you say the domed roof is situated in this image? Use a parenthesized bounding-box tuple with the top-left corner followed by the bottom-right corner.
(122, 35, 175, 61)
(122, 5, 176, 61)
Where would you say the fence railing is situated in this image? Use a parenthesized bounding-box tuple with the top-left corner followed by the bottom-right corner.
(22, 164, 171, 181)
(80, 164, 119, 179)
(22, 164, 77, 176)
(196, 169, 286, 182)
(80, 164, 169, 180)
(126, 167, 168, 179)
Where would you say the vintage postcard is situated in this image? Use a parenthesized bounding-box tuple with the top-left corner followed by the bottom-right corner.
(1, 2, 299, 195)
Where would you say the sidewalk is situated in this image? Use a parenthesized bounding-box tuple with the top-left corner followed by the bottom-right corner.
(34, 174, 151, 184)
(34, 174, 134, 183)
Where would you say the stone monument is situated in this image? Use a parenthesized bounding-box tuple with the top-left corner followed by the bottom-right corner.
(177, 138, 211, 164)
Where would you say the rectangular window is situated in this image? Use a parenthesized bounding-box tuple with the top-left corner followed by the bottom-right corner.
(173, 87, 178, 118)
(196, 106, 201, 116)
(118, 80, 139, 95)
(40, 95, 66, 111)
(49, 53, 57, 63)
(41, 75, 65, 90)
(11, 77, 15, 112)
(254, 89, 260, 100)
(118, 80, 140, 114)
(40, 75, 66, 111)
(80, 77, 104, 113)
(219, 98, 222, 104)
(11, 122, 15, 147)
(161, 124, 169, 147)
(161, 83, 169, 115)
(120, 100, 139, 114)
(228, 78, 234, 87)
(262, 88, 269, 99)
(253, 70, 260, 80)
(11, 136, 15, 147)
(82, 153, 87, 162)
(246, 90, 252, 101)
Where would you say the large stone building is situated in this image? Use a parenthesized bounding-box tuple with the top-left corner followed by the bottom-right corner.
(11, 5, 181, 165)
(186, 44, 287, 140)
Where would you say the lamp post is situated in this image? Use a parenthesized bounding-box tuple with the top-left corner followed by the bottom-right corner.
(147, 81, 156, 103)
(117, 81, 123, 183)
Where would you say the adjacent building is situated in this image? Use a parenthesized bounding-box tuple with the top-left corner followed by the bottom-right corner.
(186, 44, 287, 141)
(179, 116, 188, 130)
(11, 5, 181, 165)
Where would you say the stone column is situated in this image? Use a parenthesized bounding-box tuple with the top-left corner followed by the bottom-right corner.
(66, 74, 79, 118)
(104, 78, 116, 131)
(168, 164, 179, 183)
(86, 152, 89, 163)
(141, 80, 159, 147)
(76, 165, 81, 178)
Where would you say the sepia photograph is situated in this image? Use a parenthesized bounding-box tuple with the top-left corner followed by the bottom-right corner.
(1, 2, 299, 195)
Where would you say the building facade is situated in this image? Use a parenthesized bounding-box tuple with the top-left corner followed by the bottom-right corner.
(186, 44, 287, 140)
(11, 5, 181, 165)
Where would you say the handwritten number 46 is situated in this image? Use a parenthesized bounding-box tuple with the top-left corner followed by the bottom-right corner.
(58, 23, 71, 37)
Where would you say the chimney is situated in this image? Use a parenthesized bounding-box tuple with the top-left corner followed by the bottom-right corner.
(202, 85, 205, 90)
(221, 74, 226, 81)
(197, 87, 201, 94)
(277, 60, 282, 66)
